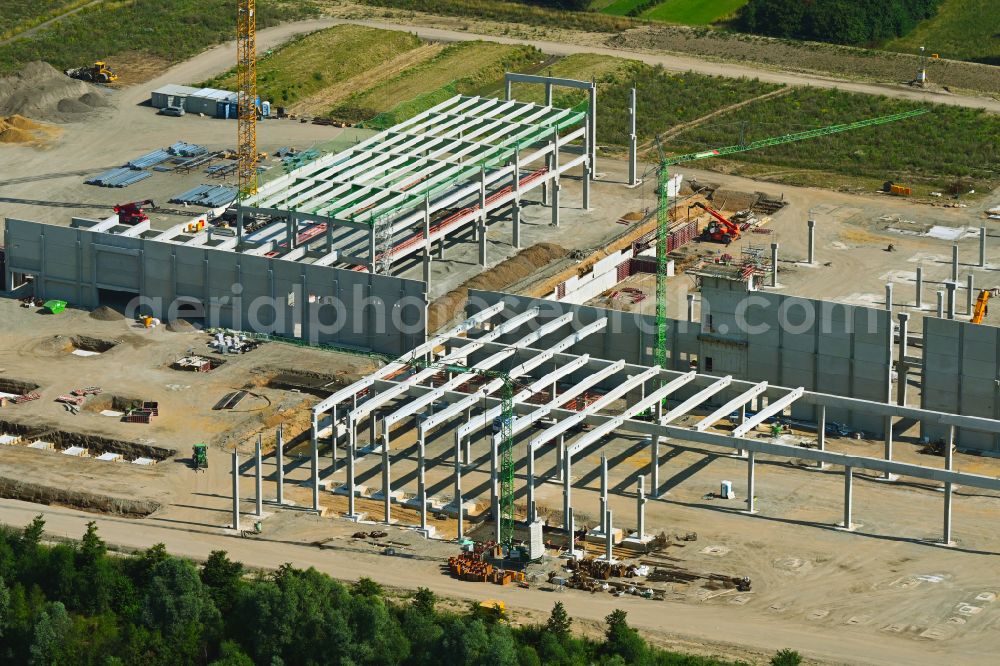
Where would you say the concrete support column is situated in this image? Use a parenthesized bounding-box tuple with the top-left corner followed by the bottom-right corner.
(967, 273, 975, 314)
(686, 293, 695, 323)
(915, 266, 923, 309)
(490, 434, 498, 512)
(588, 82, 597, 171)
(493, 495, 501, 543)
(418, 431, 427, 532)
(236, 207, 245, 250)
(937, 290, 944, 318)
(454, 434, 464, 539)
(943, 425, 954, 544)
(331, 404, 338, 473)
(347, 418, 357, 518)
(556, 435, 565, 481)
(231, 450, 240, 532)
(952, 243, 959, 281)
(563, 450, 572, 536)
(817, 405, 827, 470)
(478, 222, 487, 267)
(367, 227, 376, 274)
(276, 424, 284, 505)
(599, 454, 608, 533)
(628, 87, 637, 186)
(770, 243, 779, 287)
(897, 312, 910, 406)
(551, 178, 561, 227)
(567, 507, 576, 553)
(883, 415, 894, 480)
(527, 446, 536, 523)
(980, 227, 987, 267)
(287, 213, 297, 250)
(382, 427, 392, 524)
(746, 450, 756, 513)
(946, 281, 957, 320)
(583, 159, 591, 211)
(545, 81, 553, 106)
(422, 197, 432, 288)
(604, 509, 613, 562)
(650, 402, 662, 497)
(843, 466, 854, 530)
(310, 412, 320, 513)
(255, 436, 263, 517)
(807, 219, 816, 264)
(636, 476, 647, 540)
(504, 78, 511, 101)
(512, 201, 522, 250)
(885, 283, 893, 312)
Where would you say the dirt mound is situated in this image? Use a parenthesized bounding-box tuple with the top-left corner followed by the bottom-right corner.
(0, 61, 115, 123)
(79, 91, 110, 108)
(428, 243, 566, 332)
(89, 305, 125, 321)
(166, 319, 198, 332)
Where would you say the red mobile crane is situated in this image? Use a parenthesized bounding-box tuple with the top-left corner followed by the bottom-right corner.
(689, 201, 741, 245)
(114, 200, 155, 226)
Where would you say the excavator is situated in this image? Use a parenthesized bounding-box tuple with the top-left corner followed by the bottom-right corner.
(690, 201, 742, 245)
(114, 200, 154, 226)
(65, 61, 118, 84)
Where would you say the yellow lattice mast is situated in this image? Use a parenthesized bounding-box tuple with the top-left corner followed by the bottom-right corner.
(236, 0, 257, 198)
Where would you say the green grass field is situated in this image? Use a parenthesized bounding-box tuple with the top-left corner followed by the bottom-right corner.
(666, 88, 1000, 193)
(885, 0, 1000, 65)
(599, 0, 748, 24)
(0, 0, 316, 76)
(200, 25, 423, 106)
(0, 0, 92, 40)
(329, 41, 542, 124)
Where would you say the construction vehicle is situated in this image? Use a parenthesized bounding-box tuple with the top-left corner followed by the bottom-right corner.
(114, 200, 154, 226)
(971, 289, 998, 324)
(192, 444, 208, 470)
(650, 109, 930, 372)
(690, 201, 741, 245)
(65, 61, 118, 83)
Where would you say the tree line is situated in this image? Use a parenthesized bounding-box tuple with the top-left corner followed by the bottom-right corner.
(735, 0, 943, 45)
(0, 516, 803, 665)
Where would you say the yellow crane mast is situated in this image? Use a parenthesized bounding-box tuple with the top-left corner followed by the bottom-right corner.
(236, 0, 258, 198)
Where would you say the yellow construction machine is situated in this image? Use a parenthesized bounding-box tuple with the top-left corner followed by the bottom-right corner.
(65, 61, 118, 84)
(971, 289, 998, 324)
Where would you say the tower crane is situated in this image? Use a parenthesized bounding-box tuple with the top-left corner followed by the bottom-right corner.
(652, 108, 930, 369)
(236, 0, 258, 199)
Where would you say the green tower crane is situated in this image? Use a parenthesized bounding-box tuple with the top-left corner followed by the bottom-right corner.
(652, 108, 930, 369)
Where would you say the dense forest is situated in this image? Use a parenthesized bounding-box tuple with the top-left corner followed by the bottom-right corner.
(0, 516, 799, 665)
(735, 0, 943, 45)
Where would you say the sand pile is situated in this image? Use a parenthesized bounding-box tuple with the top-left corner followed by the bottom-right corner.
(88, 305, 125, 321)
(0, 61, 115, 123)
(0, 113, 59, 144)
(166, 319, 198, 332)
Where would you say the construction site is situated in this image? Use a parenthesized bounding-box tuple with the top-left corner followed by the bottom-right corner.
(1, 4, 1000, 665)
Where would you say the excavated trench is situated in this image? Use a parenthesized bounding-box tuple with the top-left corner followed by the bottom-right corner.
(0, 378, 40, 395)
(0, 418, 175, 460)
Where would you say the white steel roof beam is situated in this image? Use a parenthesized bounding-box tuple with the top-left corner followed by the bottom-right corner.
(567, 371, 698, 457)
(695, 382, 769, 432)
(313, 301, 505, 414)
(661, 376, 734, 425)
(528, 365, 660, 454)
(732, 388, 805, 438)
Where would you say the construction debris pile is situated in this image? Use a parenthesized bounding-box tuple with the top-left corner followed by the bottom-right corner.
(448, 548, 528, 586)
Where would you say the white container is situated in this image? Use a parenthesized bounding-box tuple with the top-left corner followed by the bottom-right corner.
(720, 480, 734, 499)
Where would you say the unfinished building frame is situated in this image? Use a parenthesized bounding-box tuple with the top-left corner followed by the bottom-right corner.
(238, 94, 593, 281)
(298, 301, 1000, 549)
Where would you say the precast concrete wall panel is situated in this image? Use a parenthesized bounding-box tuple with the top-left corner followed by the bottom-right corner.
(921, 317, 1000, 453)
(3, 218, 426, 357)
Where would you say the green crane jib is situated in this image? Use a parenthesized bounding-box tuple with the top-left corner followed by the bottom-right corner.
(653, 108, 930, 369)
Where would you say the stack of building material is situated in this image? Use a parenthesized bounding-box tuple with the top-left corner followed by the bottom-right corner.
(169, 184, 238, 207)
(85, 167, 151, 188)
(127, 149, 172, 169)
(168, 141, 208, 157)
(0, 434, 22, 446)
(95, 452, 124, 462)
(131, 457, 157, 466)
(28, 440, 54, 450)
(62, 446, 88, 457)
